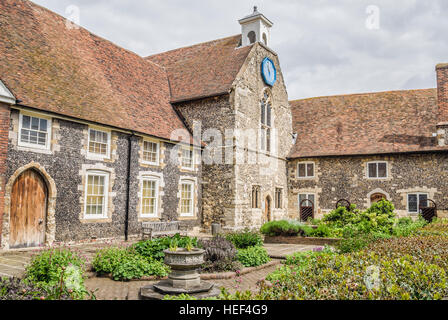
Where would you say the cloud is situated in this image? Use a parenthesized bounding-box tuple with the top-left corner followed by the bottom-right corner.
(32, 0, 447, 100)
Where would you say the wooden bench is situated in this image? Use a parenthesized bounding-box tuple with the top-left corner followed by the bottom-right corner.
(141, 221, 187, 240)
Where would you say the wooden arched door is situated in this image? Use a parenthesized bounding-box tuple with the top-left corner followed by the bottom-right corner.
(371, 193, 386, 204)
(10, 169, 48, 249)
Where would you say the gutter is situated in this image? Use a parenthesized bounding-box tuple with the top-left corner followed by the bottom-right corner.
(124, 132, 135, 241)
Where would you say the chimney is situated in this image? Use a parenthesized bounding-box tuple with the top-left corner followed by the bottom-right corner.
(436, 64, 448, 146)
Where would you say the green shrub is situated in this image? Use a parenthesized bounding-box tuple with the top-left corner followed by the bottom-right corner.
(199, 236, 243, 273)
(227, 251, 448, 300)
(305, 224, 339, 238)
(225, 230, 263, 249)
(92, 246, 170, 281)
(92, 247, 130, 275)
(337, 232, 392, 254)
(132, 234, 198, 260)
(24, 248, 89, 300)
(111, 256, 169, 281)
(236, 246, 270, 267)
(393, 217, 428, 237)
(260, 220, 309, 237)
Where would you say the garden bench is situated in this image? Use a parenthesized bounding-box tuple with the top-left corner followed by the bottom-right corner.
(141, 221, 187, 240)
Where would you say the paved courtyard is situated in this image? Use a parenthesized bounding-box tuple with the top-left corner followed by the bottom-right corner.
(0, 242, 321, 300)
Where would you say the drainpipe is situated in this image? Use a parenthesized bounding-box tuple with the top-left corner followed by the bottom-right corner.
(124, 132, 135, 241)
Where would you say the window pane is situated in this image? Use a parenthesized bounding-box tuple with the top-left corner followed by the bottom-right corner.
(261, 103, 266, 124)
(22, 116, 31, 129)
(267, 104, 272, 127)
(266, 129, 271, 152)
(298, 164, 306, 177)
(260, 129, 266, 151)
(40, 119, 48, 132)
(307, 164, 314, 177)
(368, 163, 377, 178)
(378, 163, 387, 178)
(408, 194, 418, 213)
(309, 195, 315, 205)
(31, 117, 39, 130)
(419, 194, 428, 208)
(299, 194, 306, 206)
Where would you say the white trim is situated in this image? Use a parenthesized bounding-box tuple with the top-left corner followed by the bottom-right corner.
(407, 192, 429, 214)
(179, 179, 195, 217)
(0, 80, 15, 105)
(141, 139, 160, 166)
(18, 111, 52, 151)
(297, 161, 315, 179)
(83, 170, 109, 220)
(87, 127, 111, 160)
(139, 175, 160, 218)
(366, 161, 388, 179)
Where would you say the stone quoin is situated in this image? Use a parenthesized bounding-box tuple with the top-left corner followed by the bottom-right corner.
(0, 1, 447, 249)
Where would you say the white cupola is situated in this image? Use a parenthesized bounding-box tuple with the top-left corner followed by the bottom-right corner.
(238, 6, 273, 47)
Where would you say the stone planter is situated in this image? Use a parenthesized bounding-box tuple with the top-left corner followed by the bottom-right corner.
(140, 248, 220, 300)
(163, 248, 205, 289)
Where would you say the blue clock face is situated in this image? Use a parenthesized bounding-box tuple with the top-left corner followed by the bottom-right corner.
(261, 57, 277, 86)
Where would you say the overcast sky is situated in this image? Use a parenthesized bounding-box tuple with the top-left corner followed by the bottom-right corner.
(32, 0, 448, 100)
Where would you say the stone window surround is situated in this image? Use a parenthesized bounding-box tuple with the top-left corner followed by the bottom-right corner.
(177, 146, 200, 173)
(362, 159, 393, 181)
(291, 187, 322, 216)
(18, 111, 52, 151)
(366, 161, 389, 180)
(296, 161, 316, 180)
(259, 88, 273, 154)
(138, 137, 167, 169)
(1, 162, 57, 250)
(83, 170, 110, 220)
(137, 171, 165, 222)
(274, 186, 284, 210)
(141, 138, 160, 166)
(406, 192, 429, 214)
(10, 109, 61, 155)
(396, 187, 440, 216)
(78, 164, 116, 224)
(86, 126, 111, 161)
(177, 176, 199, 220)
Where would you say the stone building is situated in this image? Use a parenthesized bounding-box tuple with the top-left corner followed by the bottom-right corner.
(0, 1, 447, 250)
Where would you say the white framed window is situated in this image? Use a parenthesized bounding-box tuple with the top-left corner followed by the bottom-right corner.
(367, 162, 388, 179)
(407, 193, 428, 214)
(84, 170, 109, 219)
(180, 180, 194, 217)
(260, 91, 272, 153)
(181, 147, 194, 170)
(299, 194, 315, 207)
(88, 128, 110, 159)
(18, 112, 51, 150)
(297, 162, 315, 179)
(142, 140, 160, 165)
(140, 177, 159, 218)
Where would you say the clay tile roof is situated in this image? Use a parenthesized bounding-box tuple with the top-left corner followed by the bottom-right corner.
(0, 0, 190, 142)
(289, 88, 448, 158)
(146, 35, 254, 103)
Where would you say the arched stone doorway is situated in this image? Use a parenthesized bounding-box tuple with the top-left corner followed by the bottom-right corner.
(10, 169, 48, 248)
(371, 193, 387, 204)
(264, 196, 272, 223)
(2, 162, 57, 250)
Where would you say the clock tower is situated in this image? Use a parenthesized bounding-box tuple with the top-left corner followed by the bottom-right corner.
(239, 6, 273, 47)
